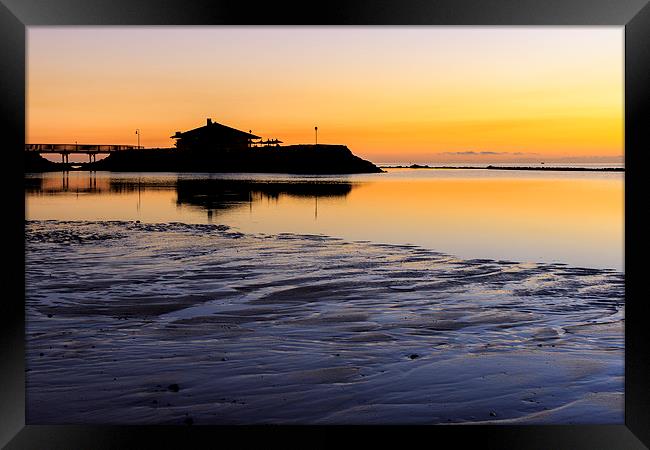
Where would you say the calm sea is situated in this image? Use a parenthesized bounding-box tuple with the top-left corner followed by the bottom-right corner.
(25, 168, 623, 270)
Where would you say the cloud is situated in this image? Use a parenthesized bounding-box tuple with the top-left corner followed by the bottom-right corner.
(442, 151, 539, 156)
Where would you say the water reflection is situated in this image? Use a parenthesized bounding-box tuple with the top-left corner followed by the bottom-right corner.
(24, 170, 623, 269)
(26, 172, 353, 198)
(25, 171, 105, 194)
(175, 179, 352, 213)
(25, 172, 354, 221)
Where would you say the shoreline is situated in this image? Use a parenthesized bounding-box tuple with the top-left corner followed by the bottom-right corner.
(25, 164, 624, 174)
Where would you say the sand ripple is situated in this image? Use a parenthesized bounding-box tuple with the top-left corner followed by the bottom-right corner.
(25, 220, 624, 424)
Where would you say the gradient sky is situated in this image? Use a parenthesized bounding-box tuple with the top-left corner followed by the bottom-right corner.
(27, 27, 623, 163)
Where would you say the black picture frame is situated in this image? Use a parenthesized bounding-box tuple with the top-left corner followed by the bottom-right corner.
(1, 0, 648, 448)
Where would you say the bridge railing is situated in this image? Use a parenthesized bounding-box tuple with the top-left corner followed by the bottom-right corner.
(25, 144, 140, 152)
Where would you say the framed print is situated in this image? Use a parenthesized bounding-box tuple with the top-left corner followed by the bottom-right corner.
(2, 0, 649, 448)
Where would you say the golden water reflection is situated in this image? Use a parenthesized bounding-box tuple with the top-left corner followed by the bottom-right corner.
(25, 169, 623, 270)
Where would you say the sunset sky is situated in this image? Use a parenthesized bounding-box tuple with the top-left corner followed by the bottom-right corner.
(27, 27, 623, 163)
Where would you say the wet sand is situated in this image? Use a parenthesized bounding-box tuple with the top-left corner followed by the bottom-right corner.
(25, 220, 624, 424)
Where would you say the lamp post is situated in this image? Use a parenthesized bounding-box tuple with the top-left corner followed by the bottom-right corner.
(315, 126, 318, 146)
(135, 129, 141, 149)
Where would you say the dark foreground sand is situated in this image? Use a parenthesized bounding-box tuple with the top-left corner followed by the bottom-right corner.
(25, 220, 624, 424)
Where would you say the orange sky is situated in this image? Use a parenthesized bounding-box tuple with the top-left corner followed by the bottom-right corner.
(27, 27, 624, 163)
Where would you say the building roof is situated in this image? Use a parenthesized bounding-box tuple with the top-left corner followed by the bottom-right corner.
(171, 119, 261, 140)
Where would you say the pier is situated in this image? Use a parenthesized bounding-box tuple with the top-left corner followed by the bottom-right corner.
(25, 143, 143, 163)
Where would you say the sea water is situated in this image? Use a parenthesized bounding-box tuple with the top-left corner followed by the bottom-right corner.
(24, 169, 624, 424)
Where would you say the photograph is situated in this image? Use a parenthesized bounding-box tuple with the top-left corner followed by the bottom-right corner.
(22, 25, 628, 426)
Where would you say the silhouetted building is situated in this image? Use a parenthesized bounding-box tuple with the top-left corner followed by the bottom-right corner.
(171, 118, 261, 151)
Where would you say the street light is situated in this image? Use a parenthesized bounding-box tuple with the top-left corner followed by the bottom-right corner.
(315, 126, 318, 146)
(135, 129, 141, 149)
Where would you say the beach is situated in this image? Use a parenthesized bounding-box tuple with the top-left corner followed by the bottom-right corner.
(25, 219, 624, 424)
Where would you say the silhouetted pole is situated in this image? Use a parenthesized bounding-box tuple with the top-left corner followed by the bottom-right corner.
(135, 129, 141, 149)
(315, 126, 318, 145)
(137, 176, 141, 212)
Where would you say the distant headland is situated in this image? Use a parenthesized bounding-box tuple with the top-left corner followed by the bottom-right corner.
(383, 164, 624, 172)
(25, 118, 383, 175)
